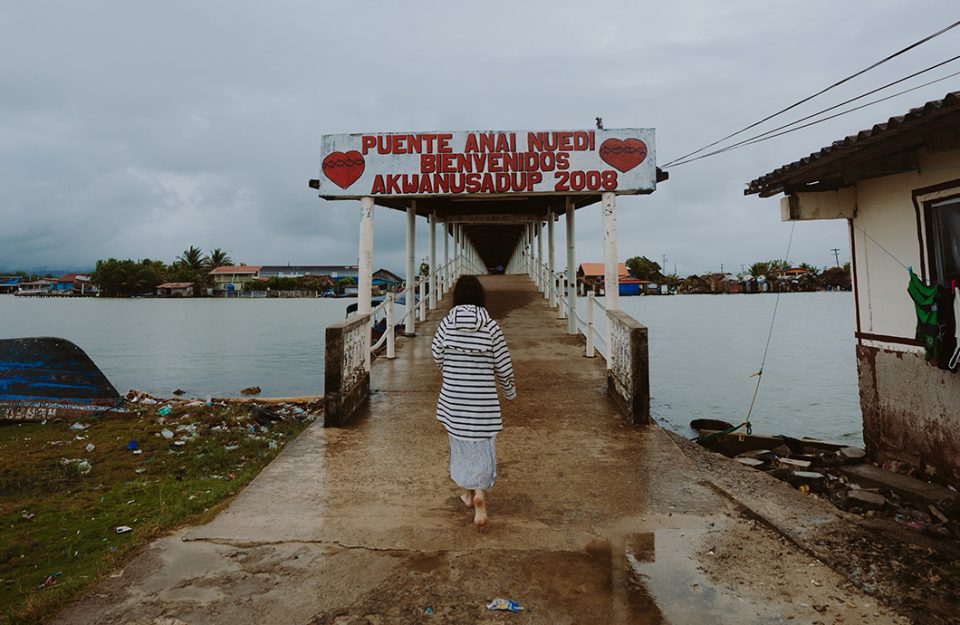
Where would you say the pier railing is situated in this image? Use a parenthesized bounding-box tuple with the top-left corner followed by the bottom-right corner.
(534, 258, 649, 425)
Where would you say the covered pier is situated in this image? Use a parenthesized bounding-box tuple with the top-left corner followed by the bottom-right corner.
(310, 128, 667, 425)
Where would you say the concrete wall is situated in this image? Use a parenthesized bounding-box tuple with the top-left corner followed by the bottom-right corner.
(857, 345, 960, 483)
(324, 314, 371, 426)
(606, 309, 650, 425)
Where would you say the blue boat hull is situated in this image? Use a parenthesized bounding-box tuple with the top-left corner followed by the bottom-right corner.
(0, 337, 126, 422)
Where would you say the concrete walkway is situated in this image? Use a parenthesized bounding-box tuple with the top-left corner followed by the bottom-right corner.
(54, 275, 907, 625)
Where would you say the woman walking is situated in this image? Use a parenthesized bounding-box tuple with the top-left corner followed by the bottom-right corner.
(431, 276, 516, 529)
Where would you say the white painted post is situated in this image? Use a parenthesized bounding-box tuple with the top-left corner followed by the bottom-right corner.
(557, 275, 565, 320)
(429, 211, 437, 310)
(418, 277, 426, 321)
(537, 221, 544, 294)
(528, 224, 535, 281)
(602, 192, 620, 313)
(405, 201, 416, 336)
(386, 292, 395, 359)
(586, 290, 596, 358)
(565, 198, 577, 335)
(548, 211, 556, 308)
(453, 225, 460, 280)
(443, 223, 449, 297)
(358, 196, 374, 372)
(601, 191, 619, 370)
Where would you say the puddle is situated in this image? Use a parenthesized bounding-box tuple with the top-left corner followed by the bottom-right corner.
(622, 523, 793, 624)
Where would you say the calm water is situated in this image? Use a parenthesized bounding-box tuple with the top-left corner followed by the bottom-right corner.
(0, 291, 862, 443)
(0, 297, 346, 398)
(587, 292, 862, 443)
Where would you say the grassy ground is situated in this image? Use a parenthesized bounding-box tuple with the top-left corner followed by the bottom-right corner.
(0, 398, 320, 624)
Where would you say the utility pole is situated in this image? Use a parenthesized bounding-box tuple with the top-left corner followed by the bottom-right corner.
(661, 254, 667, 272)
(830, 248, 841, 267)
(720, 263, 724, 274)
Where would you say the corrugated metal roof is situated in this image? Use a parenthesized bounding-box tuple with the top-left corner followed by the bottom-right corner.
(746, 91, 960, 197)
(579, 262, 628, 277)
(208, 265, 262, 275)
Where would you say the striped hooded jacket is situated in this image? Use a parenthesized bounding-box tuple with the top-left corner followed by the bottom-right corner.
(432, 304, 516, 440)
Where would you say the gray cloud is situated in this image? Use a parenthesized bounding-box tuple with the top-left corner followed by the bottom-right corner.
(2, 0, 957, 275)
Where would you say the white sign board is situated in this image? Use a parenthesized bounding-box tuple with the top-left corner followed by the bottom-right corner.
(317, 129, 656, 199)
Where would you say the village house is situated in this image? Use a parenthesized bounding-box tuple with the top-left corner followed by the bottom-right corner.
(746, 91, 960, 482)
(577, 262, 628, 296)
(373, 268, 403, 294)
(15, 278, 57, 295)
(259, 264, 358, 281)
(0, 276, 21, 294)
(155, 282, 195, 298)
(208, 265, 262, 296)
(51, 273, 94, 295)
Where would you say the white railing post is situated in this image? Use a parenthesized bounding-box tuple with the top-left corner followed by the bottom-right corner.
(386, 292, 395, 359)
(586, 290, 596, 358)
(418, 277, 426, 321)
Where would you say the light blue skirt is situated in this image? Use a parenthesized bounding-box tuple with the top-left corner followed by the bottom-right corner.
(448, 434, 497, 491)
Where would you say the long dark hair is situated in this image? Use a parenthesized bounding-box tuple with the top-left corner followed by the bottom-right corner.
(453, 275, 485, 308)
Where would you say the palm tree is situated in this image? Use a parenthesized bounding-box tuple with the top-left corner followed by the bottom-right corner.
(177, 246, 207, 273)
(749, 262, 770, 279)
(206, 248, 233, 270)
(177, 246, 208, 297)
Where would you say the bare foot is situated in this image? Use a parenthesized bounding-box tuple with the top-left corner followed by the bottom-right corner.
(473, 491, 488, 529)
(460, 491, 474, 508)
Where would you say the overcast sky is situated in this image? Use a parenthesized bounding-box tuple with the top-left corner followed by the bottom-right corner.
(2, 1, 958, 276)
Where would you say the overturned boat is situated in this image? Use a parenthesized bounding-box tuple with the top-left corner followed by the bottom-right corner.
(0, 337, 127, 422)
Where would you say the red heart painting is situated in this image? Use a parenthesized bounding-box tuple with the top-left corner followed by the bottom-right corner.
(599, 138, 648, 173)
(322, 150, 365, 189)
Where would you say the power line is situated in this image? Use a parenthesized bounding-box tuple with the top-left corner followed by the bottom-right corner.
(669, 54, 960, 166)
(663, 18, 960, 167)
(668, 68, 960, 167)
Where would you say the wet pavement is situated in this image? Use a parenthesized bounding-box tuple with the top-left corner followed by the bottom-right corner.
(52, 275, 910, 625)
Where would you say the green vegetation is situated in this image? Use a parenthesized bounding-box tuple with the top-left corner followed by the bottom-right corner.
(625, 256, 663, 282)
(0, 401, 317, 624)
(90, 246, 235, 297)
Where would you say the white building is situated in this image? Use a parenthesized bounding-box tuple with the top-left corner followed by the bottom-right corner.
(747, 91, 960, 483)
